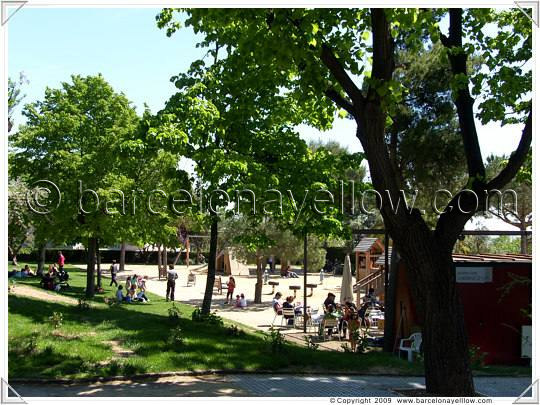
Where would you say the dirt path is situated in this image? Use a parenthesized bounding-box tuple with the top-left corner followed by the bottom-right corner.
(10, 285, 78, 305)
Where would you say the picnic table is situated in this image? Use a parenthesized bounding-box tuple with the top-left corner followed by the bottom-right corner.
(268, 281, 279, 294)
(306, 283, 317, 297)
(289, 285, 301, 298)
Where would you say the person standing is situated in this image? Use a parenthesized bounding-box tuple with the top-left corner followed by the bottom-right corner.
(110, 260, 118, 286)
(166, 264, 178, 302)
(226, 276, 236, 304)
(57, 251, 65, 271)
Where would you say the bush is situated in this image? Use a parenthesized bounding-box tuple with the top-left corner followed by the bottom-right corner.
(77, 298, 90, 311)
(226, 325, 245, 337)
(265, 327, 286, 353)
(167, 326, 185, 351)
(469, 345, 487, 368)
(20, 332, 38, 355)
(48, 312, 63, 329)
(304, 335, 319, 351)
(168, 303, 181, 322)
(191, 308, 224, 326)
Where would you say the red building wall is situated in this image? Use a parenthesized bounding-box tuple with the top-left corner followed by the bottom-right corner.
(394, 261, 531, 365)
(457, 264, 531, 365)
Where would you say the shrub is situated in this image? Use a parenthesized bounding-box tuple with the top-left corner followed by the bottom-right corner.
(20, 332, 38, 354)
(48, 312, 63, 329)
(469, 345, 487, 368)
(265, 327, 285, 353)
(304, 335, 319, 351)
(191, 308, 224, 326)
(168, 303, 181, 322)
(77, 298, 90, 311)
(226, 325, 245, 337)
(167, 326, 185, 351)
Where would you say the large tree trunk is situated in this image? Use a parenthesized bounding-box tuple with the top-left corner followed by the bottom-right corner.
(96, 238, 102, 288)
(120, 241, 126, 272)
(86, 237, 97, 298)
(157, 244, 162, 267)
(393, 226, 475, 396)
(254, 254, 263, 304)
(163, 246, 168, 267)
(280, 256, 287, 276)
(37, 243, 47, 276)
(519, 225, 528, 254)
(201, 215, 218, 315)
(520, 234, 528, 254)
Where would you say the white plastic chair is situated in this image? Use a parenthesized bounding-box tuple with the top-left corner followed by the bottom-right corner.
(399, 332, 422, 362)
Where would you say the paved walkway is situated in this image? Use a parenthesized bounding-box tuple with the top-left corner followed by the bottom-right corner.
(12, 375, 531, 397)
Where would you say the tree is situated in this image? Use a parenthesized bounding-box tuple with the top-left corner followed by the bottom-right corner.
(8, 73, 28, 133)
(7, 178, 33, 265)
(157, 8, 531, 395)
(485, 152, 532, 253)
(10, 75, 140, 297)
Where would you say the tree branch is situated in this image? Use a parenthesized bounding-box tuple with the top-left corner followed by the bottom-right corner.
(320, 43, 365, 107)
(487, 110, 532, 190)
(324, 88, 356, 117)
(440, 8, 485, 182)
(370, 8, 394, 82)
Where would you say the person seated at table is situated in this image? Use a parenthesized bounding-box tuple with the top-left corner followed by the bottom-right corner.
(365, 288, 381, 306)
(282, 296, 295, 325)
(272, 292, 283, 314)
(323, 292, 336, 312)
(358, 302, 371, 328)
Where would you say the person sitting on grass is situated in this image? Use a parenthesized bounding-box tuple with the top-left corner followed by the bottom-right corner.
(23, 265, 36, 277)
(135, 289, 149, 302)
(284, 265, 299, 278)
(116, 285, 131, 303)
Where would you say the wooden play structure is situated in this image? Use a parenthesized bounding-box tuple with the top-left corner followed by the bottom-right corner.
(215, 248, 250, 276)
(353, 237, 386, 306)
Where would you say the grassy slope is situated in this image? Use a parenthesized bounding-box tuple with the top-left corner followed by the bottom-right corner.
(9, 265, 424, 380)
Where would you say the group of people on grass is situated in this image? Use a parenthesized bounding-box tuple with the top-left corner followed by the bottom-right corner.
(8, 252, 69, 293)
(116, 273, 150, 303)
(226, 276, 247, 308)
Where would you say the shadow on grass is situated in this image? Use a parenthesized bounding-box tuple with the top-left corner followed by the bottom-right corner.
(9, 277, 421, 379)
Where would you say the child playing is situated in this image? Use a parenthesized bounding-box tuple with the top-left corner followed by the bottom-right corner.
(226, 276, 236, 304)
(239, 293, 247, 308)
(234, 294, 241, 307)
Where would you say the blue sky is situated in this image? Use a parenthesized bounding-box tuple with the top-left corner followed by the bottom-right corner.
(9, 7, 524, 158)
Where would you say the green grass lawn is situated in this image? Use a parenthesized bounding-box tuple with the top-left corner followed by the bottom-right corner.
(7, 263, 530, 380)
(8, 264, 424, 380)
